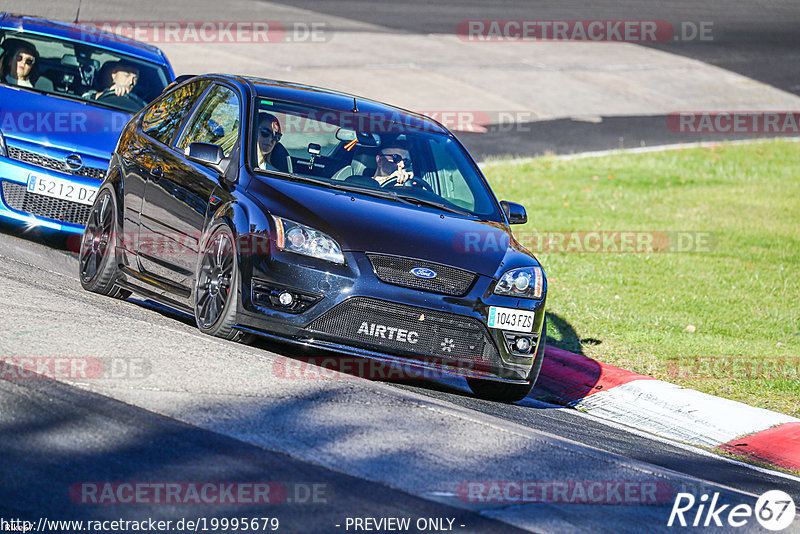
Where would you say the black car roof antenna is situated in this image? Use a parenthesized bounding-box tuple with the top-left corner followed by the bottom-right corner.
(74, 0, 82, 23)
(352, 98, 358, 113)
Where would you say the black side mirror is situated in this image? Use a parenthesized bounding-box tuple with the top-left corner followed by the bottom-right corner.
(185, 142, 229, 178)
(500, 200, 527, 225)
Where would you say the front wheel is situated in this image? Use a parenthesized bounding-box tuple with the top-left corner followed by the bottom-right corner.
(467, 322, 547, 403)
(78, 186, 130, 299)
(194, 224, 242, 340)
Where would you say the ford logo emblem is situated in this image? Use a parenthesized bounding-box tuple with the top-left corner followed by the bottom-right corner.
(410, 267, 437, 279)
(65, 154, 84, 171)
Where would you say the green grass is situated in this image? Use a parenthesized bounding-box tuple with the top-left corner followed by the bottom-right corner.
(483, 140, 800, 418)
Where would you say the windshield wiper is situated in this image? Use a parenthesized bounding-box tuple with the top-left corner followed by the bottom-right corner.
(391, 193, 474, 216)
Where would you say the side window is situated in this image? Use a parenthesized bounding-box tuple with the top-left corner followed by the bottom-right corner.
(428, 138, 476, 211)
(177, 85, 241, 157)
(141, 80, 209, 145)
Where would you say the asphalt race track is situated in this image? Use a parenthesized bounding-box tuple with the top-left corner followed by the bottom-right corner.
(0, 225, 798, 530)
(1, 0, 799, 532)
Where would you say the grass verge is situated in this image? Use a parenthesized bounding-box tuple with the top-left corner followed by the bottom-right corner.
(483, 139, 800, 418)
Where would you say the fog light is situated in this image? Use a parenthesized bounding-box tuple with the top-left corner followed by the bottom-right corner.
(514, 337, 532, 353)
(278, 291, 294, 307)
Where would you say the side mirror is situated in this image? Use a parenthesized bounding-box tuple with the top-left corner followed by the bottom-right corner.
(185, 142, 229, 177)
(500, 200, 527, 225)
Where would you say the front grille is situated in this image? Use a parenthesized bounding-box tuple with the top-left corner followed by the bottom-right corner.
(367, 254, 477, 296)
(1, 180, 91, 226)
(307, 297, 500, 366)
(7, 147, 107, 180)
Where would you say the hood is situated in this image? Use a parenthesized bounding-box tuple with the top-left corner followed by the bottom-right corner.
(0, 86, 132, 158)
(247, 175, 539, 278)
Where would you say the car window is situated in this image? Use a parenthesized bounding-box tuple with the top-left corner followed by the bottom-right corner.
(0, 30, 171, 113)
(425, 136, 477, 212)
(177, 85, 241, 157)
(250, 99, 500, 220)
(142, 80, 209, 145)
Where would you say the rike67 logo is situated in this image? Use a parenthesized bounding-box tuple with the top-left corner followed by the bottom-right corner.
(668, 490, 796, 531)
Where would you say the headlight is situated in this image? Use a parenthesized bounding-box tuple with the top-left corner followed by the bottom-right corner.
(0, 130, 7, 157)
(494, 267, 545, 299)
(272, 216, 345, 265)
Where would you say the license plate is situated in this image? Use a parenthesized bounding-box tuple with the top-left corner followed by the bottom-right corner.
(487, 306, 535, 333)
(26, 173, 98, 206)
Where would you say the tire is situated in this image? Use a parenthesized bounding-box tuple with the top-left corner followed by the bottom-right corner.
(78, 186, 131, 299)
(467, 321, 547, 403)
(194, 224, 243, 341)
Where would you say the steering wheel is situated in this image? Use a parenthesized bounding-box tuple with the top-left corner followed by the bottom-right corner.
(380, 176, 434, 192)
(95, 89, 146, 111)
(95, 88, 122, 100)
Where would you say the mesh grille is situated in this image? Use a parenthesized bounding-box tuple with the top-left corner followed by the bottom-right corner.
(1, 180, 91, 226)
(7, 147, 107, 180)
(307, 297, 499, 366)
(367, 254, 476, 296)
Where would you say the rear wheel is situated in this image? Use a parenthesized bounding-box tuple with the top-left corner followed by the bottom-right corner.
(78, 187, 130, 299)
(468, 322, 547, 403)
(194, 224, 243, 341)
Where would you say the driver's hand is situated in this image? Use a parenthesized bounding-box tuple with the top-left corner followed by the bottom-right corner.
(111, 83, 132, 97)
(389, 161, 413, 185)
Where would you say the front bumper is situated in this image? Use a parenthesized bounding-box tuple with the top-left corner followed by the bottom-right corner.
(235, 245, 546, 383)
(0, 154, 104, 234)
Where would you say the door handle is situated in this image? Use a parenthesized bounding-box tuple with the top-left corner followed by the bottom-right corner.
(150, 166, 164, 181)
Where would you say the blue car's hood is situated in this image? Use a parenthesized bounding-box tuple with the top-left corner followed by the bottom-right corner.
(248, 175, 539, 278)
(0, 86, 131, 158)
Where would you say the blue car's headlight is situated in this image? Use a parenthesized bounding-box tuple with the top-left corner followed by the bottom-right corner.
(494, 266, 545, 299)
(0, 130, 7, 157)
(273, 216, 345, 265)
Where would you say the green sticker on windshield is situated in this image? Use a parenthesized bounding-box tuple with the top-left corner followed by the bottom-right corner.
(261, 99, 274, 106)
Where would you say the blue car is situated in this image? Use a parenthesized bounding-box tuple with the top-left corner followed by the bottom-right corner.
(79, 74, 547, 402)
(0, 14, 174, 234)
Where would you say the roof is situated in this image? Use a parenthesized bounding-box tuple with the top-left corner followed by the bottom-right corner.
(0, 13, 170, 66)
(243, 76, 449, 135)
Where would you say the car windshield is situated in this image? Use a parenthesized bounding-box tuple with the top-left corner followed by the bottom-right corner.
(251, 99, 501, 220)
(0, 30, 170, 113)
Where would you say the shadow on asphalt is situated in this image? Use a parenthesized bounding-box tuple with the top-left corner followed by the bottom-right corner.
(0, 361, 525, 532)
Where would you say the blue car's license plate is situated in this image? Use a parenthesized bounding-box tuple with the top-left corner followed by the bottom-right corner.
(27, 173, 98, 206)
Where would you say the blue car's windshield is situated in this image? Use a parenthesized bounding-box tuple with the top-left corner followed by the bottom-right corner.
(251, 100, 501, 220)
(0, 30, 170, 113)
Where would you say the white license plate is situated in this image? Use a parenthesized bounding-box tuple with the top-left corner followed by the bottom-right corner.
(26, 173, 97, 206)
(487, 306, 536, 333)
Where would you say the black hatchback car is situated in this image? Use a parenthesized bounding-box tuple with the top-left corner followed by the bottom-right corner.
(79, 75, 547, 402)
